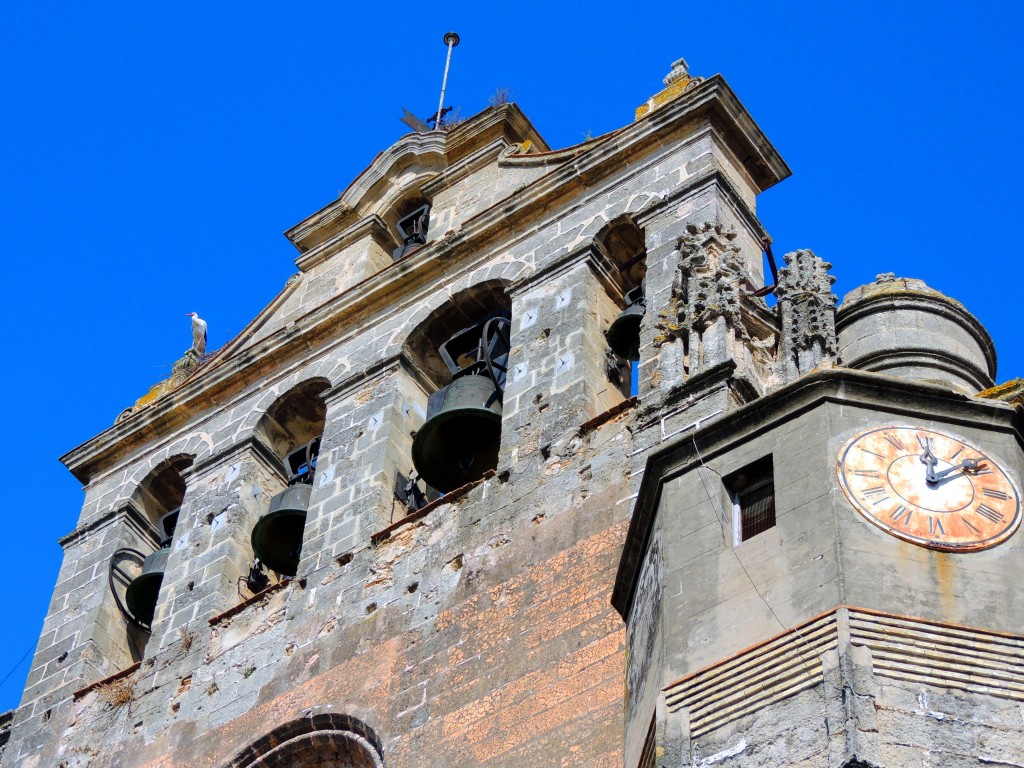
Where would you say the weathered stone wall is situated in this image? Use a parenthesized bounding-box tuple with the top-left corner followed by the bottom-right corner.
(617, 372, 1024, 766)
(3, 80, 787, 768)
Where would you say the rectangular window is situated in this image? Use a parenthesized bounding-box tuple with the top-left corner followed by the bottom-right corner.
(725, 456, 776, 543)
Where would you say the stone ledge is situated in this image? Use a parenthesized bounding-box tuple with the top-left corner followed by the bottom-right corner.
(207, 579, 292, 628)
(72, 662, 140, 701)
(579, 396, 638, 436)
(371, 470, 495, 546)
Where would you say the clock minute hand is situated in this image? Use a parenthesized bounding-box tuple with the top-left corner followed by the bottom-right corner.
(928, 458, 986, 484)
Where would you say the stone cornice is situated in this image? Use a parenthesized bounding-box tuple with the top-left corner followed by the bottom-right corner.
(611, 367, 1022, 619)
(294, 214, 392, 273)
(284, 105, 548, 254)
(61, 78, 790, 484)
(59, 503, 157, 549)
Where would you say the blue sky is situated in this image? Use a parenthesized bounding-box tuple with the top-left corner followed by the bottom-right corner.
(1, 2, 1021, 711)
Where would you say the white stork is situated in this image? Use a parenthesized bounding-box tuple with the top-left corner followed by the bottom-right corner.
(186, 312, 208, 355)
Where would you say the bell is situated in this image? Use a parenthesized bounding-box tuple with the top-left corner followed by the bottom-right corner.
(605, 287, 645, 361)
(250, 484, 311, 576)
(124, 546, 170, 626)
(411, 374, 502, 493)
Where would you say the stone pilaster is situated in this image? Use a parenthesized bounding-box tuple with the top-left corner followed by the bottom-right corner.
(149, 440, 286, 651)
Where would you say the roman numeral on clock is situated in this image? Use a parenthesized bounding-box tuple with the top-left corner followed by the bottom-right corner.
(863, 486, 890, 504)
(859, 447, 884, 459)
(977, 504, 1003, 523)
(852, 470, 880, 478)
(890, 505, 912, 525)
(961, 516, 981, 534)
(982, 488, 1009, 500)
(928, 517, 945, 535)
(883, 434, 905, 450)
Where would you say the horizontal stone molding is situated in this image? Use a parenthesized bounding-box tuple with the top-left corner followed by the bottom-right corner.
(665, 610, 837, 738)
(848, 607, 1024, 701)
(663, 605, 1024, 739)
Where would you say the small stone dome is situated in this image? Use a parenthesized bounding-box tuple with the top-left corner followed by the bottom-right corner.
(836, 273, 996, 394)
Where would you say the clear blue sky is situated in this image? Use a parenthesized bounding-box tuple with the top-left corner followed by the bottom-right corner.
(1, 1, 1021, 711)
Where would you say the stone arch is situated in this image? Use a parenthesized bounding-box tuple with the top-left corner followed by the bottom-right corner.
(402, 278, 512, 389)
(594, 214, 646, 293)
(129, 453, 195, 536)
(253, 377, 332, 463)
(227, 713, 384, 768)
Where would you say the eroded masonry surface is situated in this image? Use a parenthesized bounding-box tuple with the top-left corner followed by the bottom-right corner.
(3, 61, 1022, 768)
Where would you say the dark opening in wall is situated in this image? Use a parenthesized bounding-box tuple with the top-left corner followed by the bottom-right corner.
(116, 455, 194, 645)
(251, 380, 329, 577)
(596, 217, 647, 400)
(725, 455, 776, 543)
(403, 280, 512, 495)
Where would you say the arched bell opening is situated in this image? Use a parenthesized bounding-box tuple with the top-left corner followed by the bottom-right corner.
(386, 195, 432, 262)
(403, 281, 512, 496)
(114, 455, 193, 638)
(250, 379, 329, 578)
(596, 217, 647, 397)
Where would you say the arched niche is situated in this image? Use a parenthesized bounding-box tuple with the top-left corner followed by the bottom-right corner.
(254, 379, 331, 466)
(595, 215, 647, 299)
(249, 379, 331, 577)
(399, 280, 512, 495)
(594, 216, 647, 396)
(384, 193, 432, 261)
(227, 713, 384, 768)
(403, 280, 512, 390)
(130, 454, 195, 541)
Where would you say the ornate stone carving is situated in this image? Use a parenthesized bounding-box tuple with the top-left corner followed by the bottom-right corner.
(775, 248, 837, 380)
(668, 222, 757, 376)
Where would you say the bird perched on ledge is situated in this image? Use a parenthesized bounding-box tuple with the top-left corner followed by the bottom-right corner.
(186, 312, 207, 355)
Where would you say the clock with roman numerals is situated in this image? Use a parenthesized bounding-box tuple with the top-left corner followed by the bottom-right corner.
(838, 426, 1021, 551)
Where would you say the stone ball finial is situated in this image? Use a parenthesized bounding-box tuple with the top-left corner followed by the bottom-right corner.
(663, 58, 691, 86)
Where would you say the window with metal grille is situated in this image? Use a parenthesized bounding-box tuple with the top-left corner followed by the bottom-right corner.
(725, 456, 776, 543)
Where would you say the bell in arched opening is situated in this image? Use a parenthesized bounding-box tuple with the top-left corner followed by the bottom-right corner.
(124, 508, 179, 627)
(605, 284, 646, 362)
(251, 437, 321, 577)
(412, 313, 510, 493)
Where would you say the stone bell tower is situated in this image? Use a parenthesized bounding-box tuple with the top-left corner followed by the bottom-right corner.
(2, 55, 1020, 768)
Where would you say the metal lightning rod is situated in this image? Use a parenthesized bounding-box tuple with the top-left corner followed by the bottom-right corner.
(435, 32, 460, 130)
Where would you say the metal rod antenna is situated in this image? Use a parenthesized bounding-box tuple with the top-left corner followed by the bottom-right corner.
(435, 32, 460, 130)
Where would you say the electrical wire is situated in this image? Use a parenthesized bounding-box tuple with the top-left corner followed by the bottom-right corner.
(0, 640, 37, 690)
(690, 434, 830, 702)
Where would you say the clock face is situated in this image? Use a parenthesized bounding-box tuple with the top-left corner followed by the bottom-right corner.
(838, 426, 1021, 551)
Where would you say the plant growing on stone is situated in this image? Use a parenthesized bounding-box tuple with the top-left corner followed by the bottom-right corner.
(178, 625, 196, 654)
(97, 676, 134, 709)
(489, 86, 512, 107)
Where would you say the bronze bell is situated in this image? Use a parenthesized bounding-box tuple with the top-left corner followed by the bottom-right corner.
(250, 483, 311, 576)
(411, 373, 502, 493)
(124, 508, 179, 626)
(605, 285, 646, 361)
(251, 437, 321, 576)
(124, 546, 170, 626)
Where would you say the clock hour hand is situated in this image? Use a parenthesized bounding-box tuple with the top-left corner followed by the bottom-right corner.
(919, 440, 938, 481)
(927, 457, 986, 484)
